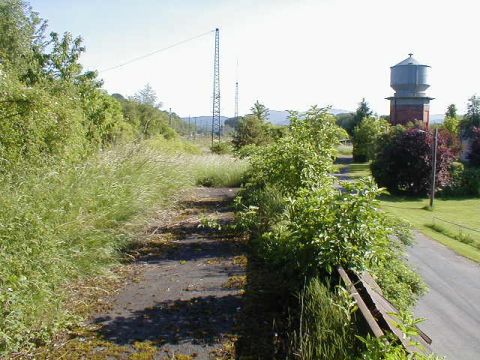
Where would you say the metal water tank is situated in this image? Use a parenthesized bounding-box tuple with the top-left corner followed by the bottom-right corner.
(390, 54, 430, 97)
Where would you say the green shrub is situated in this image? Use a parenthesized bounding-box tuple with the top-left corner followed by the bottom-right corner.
(443, 162, 480, 196)
(236, 106, 428, 358)
(210, 140, 233, 155)
(352, 117, 390, 162)
(244, 107, 340, 197)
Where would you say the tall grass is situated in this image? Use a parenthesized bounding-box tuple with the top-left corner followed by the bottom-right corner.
(290, 278, 356, 360)
(0, 141, 247, 355)
(194, 155, 248, 187)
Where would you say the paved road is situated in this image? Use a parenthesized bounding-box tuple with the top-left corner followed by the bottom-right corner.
(408, 232, 480, 360)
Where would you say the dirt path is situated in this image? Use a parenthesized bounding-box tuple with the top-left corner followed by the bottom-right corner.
(49, 187, 246, 359)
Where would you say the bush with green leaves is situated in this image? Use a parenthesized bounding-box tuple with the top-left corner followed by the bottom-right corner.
(236, 106, 427, 358)
(352, 117, 390, 162)
(443, 162, 480, 197)
(243, 107, 340, 197)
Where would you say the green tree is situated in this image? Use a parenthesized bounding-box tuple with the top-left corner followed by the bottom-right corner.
(445, 104, 457, 119)
(461, 95, 480, 137)
(251, 100, 269, 121)
(231, 115, 269, 149)
(0, 0, 47, 80)
(133, 83, 162, 108)
(350, 98, 373, 135)
(352, 117, 390, 162)
(335, 112, 355, 134)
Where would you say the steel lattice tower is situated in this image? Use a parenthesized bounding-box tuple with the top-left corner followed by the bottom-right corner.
(211, 28, 221, 145)
(234, 81, 239, 120)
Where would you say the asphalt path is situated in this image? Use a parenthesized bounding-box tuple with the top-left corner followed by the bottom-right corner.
(408, 232, 480, 360)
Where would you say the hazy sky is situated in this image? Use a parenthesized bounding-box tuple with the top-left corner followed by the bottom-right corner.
(30, 0, 480, 117)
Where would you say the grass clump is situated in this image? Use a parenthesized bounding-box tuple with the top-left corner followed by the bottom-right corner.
(290, 278, 356, 360)
(194, 155, 247, 187)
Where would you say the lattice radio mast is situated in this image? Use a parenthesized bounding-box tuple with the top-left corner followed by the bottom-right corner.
(234, 81, 239, 120)
(234, 60, 239, 120)
(211, 28, 221, 145)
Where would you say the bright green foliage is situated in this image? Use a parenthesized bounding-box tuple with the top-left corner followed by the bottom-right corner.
(0, 2, 194, 170)
(245, 107, 340, 196)
(350, 98, 373, 134)
(0, 69, 88, 168)
(237, 105, 426, 358)
(231, 114, 271, 149)
(461, 95, 480, 137)
(352, 117, 390, 162)
(442, 116, 460, 136)
(250, 100, 270, 121)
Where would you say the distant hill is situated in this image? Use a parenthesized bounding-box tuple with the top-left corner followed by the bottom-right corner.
(185, 111, 444, 127)
(182, 115, 229, 123)
(430, 114, 445, 124)
(184, 108, 352, 127)
(267, 108, 352, 125)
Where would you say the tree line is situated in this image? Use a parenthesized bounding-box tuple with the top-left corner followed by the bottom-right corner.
(0, 0, 190, 172)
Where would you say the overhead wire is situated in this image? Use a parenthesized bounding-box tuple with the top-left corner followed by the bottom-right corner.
(99, 29, 215, 73)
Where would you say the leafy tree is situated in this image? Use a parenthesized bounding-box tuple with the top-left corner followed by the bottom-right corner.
(445, 104, 457, 119)
(468, 127, 480, 166)
(352, 117, 390, 162)
(442, 104, 460, 136)
(231, 101, 276, 149)
(461, 95, 480, 137)
(371, 128, 457, 195)
(133, 83, 162, 108)
(0, 0, 47, 80)
(245, 107, 341, 196)
(251, 100, 269, 121)
(335, 112, 355, 134)
(350, 98, 373, 134)
(443, 116, 460, 136)
(231, 115, 269, 149)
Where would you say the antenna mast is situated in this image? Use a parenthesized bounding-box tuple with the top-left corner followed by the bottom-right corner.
(211, 28, 221, 145)
(234, 59, 239, 120)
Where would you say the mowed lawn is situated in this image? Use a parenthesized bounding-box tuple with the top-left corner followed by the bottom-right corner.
(339, 159, 480, 263)
(379, 196, 480, 262)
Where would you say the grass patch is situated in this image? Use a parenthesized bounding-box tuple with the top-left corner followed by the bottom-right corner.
(348, 162, 371, 179)
(379, 195, 480, 262)
(194, 155, 247, 187)
(336, 143, 353, 155)
(0, 140, 248, 356)
(339, 157, 480, 262)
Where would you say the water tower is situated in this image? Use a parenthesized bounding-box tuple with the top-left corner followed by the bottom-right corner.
(386, 54, 434, 127)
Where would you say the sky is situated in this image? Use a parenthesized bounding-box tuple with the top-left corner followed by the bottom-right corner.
(30, 0, 480, 118)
